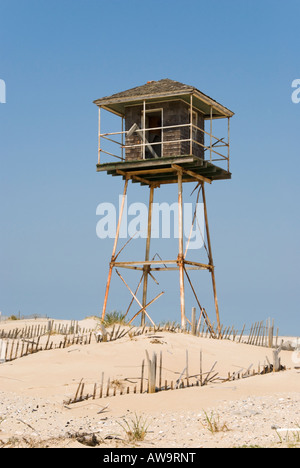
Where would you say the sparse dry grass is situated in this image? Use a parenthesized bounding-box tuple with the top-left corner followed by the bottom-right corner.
(201, 410, 230, 435)
(117, 413, 150, 443)
(111, 379, 125, 391)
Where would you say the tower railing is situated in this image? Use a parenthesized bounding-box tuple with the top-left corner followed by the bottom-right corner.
(98, 122, 230, 172)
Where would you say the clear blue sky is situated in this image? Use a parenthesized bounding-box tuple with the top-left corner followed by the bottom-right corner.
(0, 0, 299, 334)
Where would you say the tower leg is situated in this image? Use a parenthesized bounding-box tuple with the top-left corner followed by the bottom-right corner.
(178, 171, 186, 329)
(201, 182, 221, 334)
(101, 178, 129, 321)
(142, 185, 154, 326)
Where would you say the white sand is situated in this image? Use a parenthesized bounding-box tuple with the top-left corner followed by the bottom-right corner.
(0, 318, 299, 448)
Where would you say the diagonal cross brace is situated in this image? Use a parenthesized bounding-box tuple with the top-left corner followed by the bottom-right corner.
(115, 269, 163, 326)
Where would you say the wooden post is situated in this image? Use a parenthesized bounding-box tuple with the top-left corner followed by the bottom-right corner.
(247, 324, 253, 344)
(250, 322, 257, 345)
(261, 325, 265, 347)
(201, 183, 221, 334)
(159, 351, 163, 391)
(5, 341, 9, 361)
(106, 378, 110, 397)
(255, 322, 263, 346)
(151, 352, 157, 394)
(146, 351, 157, 394)
(140, 360, 145, 394)
(239, 324, 246, 343)
(79, 382, 85, 401)
(191, 307, 197, 336)
(0, 340, 6, 363)
(101, 179, 129, 321)
(142, 185, 154, 326)
(15, 341, 19, 360)
(269, 319, 274, 348)
(273, 344, 282, 372)
(74, 379, 83, 403)
(178, 171, 186, 329)
(100, 372, 104, 399)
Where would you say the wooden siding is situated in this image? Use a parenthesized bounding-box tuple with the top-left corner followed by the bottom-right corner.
(124, 100, 204, 161)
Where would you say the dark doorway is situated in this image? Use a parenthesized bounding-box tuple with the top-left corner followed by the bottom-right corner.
(144, 110, 162, 159)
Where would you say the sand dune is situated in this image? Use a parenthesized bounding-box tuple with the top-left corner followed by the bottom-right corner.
(0, 318, 299, 448)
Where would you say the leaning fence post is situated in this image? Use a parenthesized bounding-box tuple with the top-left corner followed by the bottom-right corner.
(239, 324, 245, 343)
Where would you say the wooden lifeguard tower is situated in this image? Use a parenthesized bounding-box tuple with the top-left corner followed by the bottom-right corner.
(94, 79, 234, 334)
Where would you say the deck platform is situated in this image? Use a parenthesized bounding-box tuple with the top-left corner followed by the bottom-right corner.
(96, 156, 231, 186)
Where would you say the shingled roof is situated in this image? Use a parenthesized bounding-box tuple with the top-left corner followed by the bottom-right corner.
(94, 79, 193, 103)
(94, 79, 234, 119)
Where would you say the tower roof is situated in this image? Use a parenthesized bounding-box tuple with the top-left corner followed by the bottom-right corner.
(94, 79, 234, 119)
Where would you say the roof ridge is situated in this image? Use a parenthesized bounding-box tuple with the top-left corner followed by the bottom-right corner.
(94, 78, 195, 103)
